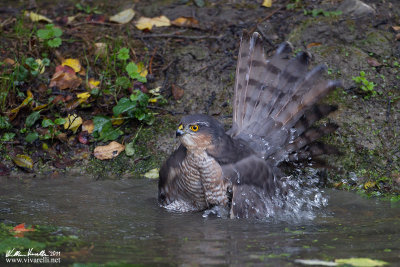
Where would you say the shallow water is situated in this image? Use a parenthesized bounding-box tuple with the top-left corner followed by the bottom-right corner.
(1, 176, 399, 265)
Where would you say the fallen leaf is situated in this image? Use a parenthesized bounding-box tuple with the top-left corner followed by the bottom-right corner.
(395, 33, 400, 41)
(82, 120, 94, 134)
(32, 103, 48, 111)
(50, 66, 82, 90)
(335, 258, 388, 267)
(171, 17, 199, 28)
(367, 57, 382, 67)
(125, 141, 135, 156)
(77, 92, 91, 101)
(262, 0, 272, 7)
(25, 11, 52, 23)
(64, 114, 83, 133)
(144, 168, 159, 179)
(295, 259, 337, 266)
(11, 223, 35, 237)
(135, 16, 171, 31)
(62, 58, 82, 73)
(149, 86, 161, 96)
(4, 58, 15, 66)
(392, 26, 400, 32)
(171, 84, 184, 100)
(111, 115, 124, 126)
(78, 131, 90, 144)
(93, 141, 125, 160)
(12, 154, 33, 170)
(306, 42, 322, 49)
(85, 14, 106, 23)
(88, 78, 100, 89)
(364, 181, 376, 189)
(7, 90, 34, 121)
(109, 8, 135, 24)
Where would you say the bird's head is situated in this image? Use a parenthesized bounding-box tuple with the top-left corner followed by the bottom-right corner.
(176, 114, 225, 150)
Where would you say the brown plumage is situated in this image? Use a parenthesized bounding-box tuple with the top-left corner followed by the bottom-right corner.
(158, 32, 342, 218)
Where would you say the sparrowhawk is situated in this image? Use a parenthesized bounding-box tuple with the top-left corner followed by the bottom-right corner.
(158, 32, 341, 218)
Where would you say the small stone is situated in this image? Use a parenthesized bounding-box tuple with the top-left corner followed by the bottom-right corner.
(338, 0, 375, 18)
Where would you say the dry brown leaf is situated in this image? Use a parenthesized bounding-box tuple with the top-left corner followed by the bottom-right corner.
(82, 120, 94, 134)
(306, 42, 322, 49)
(171, 17, 199, 28)
(94, 43, 108, 58)
(109, 8, 135, 24)
(171, 84, 184, 100)
(50, 65, 82, 90)
(4, 58, 15, 66)
(392, 26, 400, 32)
(94, 141, 125, 160)
(367, 57, 382, 67)
(135, 16, 171, 31)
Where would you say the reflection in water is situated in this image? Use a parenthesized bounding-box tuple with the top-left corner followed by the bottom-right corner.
(0, 176, 400, 265)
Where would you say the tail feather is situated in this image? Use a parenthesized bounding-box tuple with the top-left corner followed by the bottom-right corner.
(230, 32, 341, 164)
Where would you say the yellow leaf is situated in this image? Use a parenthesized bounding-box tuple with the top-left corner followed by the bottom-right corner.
(25, 11, 52, 23)
(77, 92, 90, 101)
(32, 103, 48, 111)
(109, 8, 135, 24)
(62, 58, 82, 73)
(93, 141, 125, 160)
(35, 59, 46, 74)
(8, 90, 33, 120)
(12, 154, 33, 170)
(144, 168, 159, 179)
(364, 181, 376, 189)
(137, 62, 148, 78)
(64, 114, 83, 133)
(135, 16, 171, 30)
(262, 0, 272, 7)
(111, 115, 124, 126)
(149, 98, 158, 103)
(335, 258, 388, 267)
(88, 78, 100, 89)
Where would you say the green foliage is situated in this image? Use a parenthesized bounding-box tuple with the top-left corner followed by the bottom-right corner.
(352, 71, 377, 98)
(116, 76, 131, 89)
(0, 116, 12, 129)
(37, 24, 63, 48)
(286, 0, 302, 10)
(117, 47, 130, 61)
(75, 3, 101, 14)
(25, 111, 40, 128)
(12, 57, 50, 82)
(126, 62, 147, 83)
(303, 9, 342, 17)
(25, 132, 39, 143)
(1, 132, 15, 141)
(93, 116, 123, 142)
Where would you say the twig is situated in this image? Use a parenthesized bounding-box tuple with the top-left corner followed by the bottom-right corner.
(149, 47, 157, 74)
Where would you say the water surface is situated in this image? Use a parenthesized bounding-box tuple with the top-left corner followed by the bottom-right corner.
(1, 176, 399, 265)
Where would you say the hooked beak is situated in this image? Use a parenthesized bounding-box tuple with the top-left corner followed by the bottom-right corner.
(176, 124, 184, 137)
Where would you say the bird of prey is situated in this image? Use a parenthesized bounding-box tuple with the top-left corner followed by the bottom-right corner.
(158, 32, 341, 219)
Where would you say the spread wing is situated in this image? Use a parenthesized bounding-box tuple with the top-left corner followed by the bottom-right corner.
(229, 32, 342, 164)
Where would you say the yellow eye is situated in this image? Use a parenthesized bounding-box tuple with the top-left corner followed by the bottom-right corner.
(190, 125, 199, 132)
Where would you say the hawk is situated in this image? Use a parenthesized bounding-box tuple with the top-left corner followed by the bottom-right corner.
(158, 32, 341, 218)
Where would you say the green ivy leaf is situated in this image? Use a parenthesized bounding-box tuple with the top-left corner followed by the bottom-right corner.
(25, 132, 39, 143)
(117, 47, 130, 61)
(25, 111, 41, 128)
(98, 124, 123, 142)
